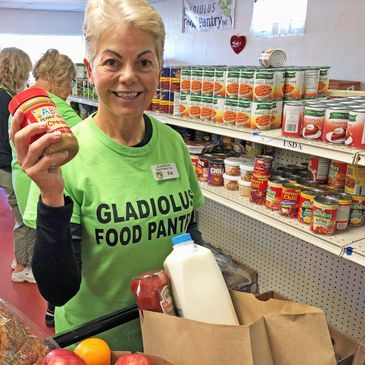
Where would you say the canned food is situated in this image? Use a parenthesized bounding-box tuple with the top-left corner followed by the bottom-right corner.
(280, 183, 301, 218)
(238, 68, 254, 100)
(284, 67, 304, 99)
(307, 156, 330, 184)
(282, 101, 304, 137)
(251, 175, 269, 191)
(197, 155, 210, 182)
(249, 188, 266, 205)
(303, 67, 320, 99)
(345, 109, 365, 148)
(208, 159, 224, 186)
(238, 179, 251, 197)
(271, 100, 283, 129)
(297, 179, 321, 189)
(223, 174, 239, 191)
(245, 141, 263, 156)
(349, 195, 365, 226)
(266, 177, 288, 210)
(318, 66, 330, 96)
(239, 161, 254, 181)
(253, 155, 274, 177)
(298, 188, 323, 224)
(251, 101, 272, 130)
(327, 160, 347, 188)
(310, 196, 339, 235)
(327, 192, 352, 231)
(259, 48, 287, 68)
(345, 164, 365, 195)
(322, 106, 348, 144)
(302, 104, 325, 140)
(190, 154, 199, 173)
(253, 69, 274, 101)
(224, 157, 244, 176)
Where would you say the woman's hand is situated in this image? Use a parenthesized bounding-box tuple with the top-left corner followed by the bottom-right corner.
(9, 110, 69, 207)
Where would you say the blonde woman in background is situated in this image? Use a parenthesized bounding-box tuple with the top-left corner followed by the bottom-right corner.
(10, 49, 82, 326)
(12, 0, 204, 350)
(0, 47, 33, 282)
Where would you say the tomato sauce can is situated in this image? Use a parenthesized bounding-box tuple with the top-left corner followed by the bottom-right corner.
(349, 195, 365, 227)
(298, 188, 323, 224)
(208, 159, 225, 186)
(307, 156, 330, 184)
(310, 196, 339, 235)
(253, 155, 274, 178)
(327, 160, 347, 188)
(327, 192, 352, 231)
(345, 109, 365, 148)
(259, 49, 287, 68)
(280, 183, 301, 218)
(282, 101, 304, 137)
(265, 177, 288, 210)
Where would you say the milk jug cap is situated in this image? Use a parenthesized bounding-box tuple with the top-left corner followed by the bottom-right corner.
(171, 233, 192, 246)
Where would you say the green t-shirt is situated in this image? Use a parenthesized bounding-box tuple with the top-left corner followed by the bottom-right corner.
(24, 114, 204, 350)
(9, 92, 81, 215)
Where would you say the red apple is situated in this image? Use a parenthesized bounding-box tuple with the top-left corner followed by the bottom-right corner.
(41, 349, 87, 365)
(115, 353, 152, 365)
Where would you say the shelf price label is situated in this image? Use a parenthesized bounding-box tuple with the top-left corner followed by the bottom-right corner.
(282, 139, 303, 151)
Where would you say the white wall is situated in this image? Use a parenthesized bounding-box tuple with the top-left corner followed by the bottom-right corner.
(0, 1, 364, 88)
(153, 0, 365, 89)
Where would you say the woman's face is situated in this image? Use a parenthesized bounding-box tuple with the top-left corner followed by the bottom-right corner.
(85, 24, 160, 122)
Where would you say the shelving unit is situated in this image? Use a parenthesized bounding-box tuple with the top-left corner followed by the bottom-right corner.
(69, 95, 365, 340)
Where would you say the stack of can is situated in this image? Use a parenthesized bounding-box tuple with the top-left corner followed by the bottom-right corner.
(249, 155, 273, 205)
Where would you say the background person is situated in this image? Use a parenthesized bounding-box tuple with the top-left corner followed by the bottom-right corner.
(0, 47, 33, 282)
(10, 48, 82, 326)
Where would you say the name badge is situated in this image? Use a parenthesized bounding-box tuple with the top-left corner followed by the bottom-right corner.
(151, 163, 179, 181)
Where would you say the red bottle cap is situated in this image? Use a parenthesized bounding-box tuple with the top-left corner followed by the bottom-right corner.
(8, 87, 48, 115)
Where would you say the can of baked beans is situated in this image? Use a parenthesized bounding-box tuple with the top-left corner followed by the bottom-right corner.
(349, 195, 365, 226)
(251, 101, 272, 130)
(280, 183, 301, 218)
(327, 160, 347, 188)
(298, 188, 323, 224)
(273, 68, 285, 99)
(318, 66, 330, 96)
(226, 67, 240, 99)
(282, 101, 304, 137)
(327, 192, 352, 231)
(303, 67, 320, 99)
(266, 177, 288, 210)
(253, 69, 274, 101)
(307, 156, 330, 184)
(208, 159, 224, 186)
(310, 196, 339, 235)
(253, 155, 274, 178)
(271, 100, 283, 129)
(284, 67, 304, 100)
(344, 164, 365, 195)
(345, 108, 365, 148)
(259, 49, 287, 68)
(238, 68, 255, 100)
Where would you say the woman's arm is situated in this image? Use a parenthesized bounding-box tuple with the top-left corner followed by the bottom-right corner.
(32, 196, 82, 306)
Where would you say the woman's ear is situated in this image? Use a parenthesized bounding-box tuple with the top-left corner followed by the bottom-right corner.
(84, 58, 94, 85)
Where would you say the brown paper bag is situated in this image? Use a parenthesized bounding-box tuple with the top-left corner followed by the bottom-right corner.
(140, 291, 337, 365)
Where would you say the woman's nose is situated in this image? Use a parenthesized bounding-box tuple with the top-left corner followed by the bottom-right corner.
(119, 64, 137, 84)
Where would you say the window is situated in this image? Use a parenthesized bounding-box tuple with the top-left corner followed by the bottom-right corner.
(250, 0, 308, 37)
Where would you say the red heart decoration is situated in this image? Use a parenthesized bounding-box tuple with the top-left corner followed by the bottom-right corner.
(230, 35, 246, 54)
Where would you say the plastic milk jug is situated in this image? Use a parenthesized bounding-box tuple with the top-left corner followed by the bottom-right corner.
(163, 233, 239, 325)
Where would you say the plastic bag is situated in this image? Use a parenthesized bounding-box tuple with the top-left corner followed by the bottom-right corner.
(201, 242, 257, 292)
(0, 299, 58, 364)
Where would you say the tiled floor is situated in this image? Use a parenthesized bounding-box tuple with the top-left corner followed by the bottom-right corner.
(0, 187, 54, 337)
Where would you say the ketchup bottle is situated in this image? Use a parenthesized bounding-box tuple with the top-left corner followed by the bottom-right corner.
(130, 269, 175, 315)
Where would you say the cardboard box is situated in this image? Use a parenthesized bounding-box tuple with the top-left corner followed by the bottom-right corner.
(111, 352, 174, 365)
(256, 291, 357, 365)
(329, 79, 361, 91)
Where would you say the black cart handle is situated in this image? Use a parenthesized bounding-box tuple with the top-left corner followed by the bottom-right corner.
(52, 304, 139, 348)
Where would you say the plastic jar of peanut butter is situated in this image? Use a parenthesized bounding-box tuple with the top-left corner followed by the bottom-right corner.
(8, 87, 79, 166)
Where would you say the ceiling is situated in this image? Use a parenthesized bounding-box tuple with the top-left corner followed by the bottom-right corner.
(0, 0, 163, 12)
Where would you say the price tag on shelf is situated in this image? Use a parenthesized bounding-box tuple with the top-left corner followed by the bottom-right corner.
(282, 139, 303, 151)
(252, 131, 275, 145)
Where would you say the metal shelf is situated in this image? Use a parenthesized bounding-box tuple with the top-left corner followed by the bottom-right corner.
(342, 239, 365, 266)
(148, 112, 365, 166)
(199, 182, 365, 265)
(68, 96, 99, 107)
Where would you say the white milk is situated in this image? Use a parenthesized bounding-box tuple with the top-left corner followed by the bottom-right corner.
(163, 233, 239, 325)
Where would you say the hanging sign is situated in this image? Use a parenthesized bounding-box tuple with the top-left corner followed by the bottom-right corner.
(183, 0, 236, 33)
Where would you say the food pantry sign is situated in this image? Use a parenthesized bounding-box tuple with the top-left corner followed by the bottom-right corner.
(183, 0, 235, 32)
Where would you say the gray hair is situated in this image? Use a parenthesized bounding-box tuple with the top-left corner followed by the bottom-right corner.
(83, 0, 165, 68)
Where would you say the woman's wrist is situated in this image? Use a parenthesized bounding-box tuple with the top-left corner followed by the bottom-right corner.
(40, 192, 65, 207)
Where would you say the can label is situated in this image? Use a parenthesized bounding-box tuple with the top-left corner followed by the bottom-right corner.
(208, 161, 224, 186)
(349, 196, 365, 226)
(280, 184, 301, 218)
(345, 164, 365, 195)
(282, 102, 303, 137)
(284, 68, 304, 99)
(307, 156, 330, 184)
(265, 180, 283, 210)
(226, 67, 240, 99)
(310, 197, 338, 235)
(271, 100, 283, 129)
(345, 110, 365, 148)
(236, 99, 251, 128)
(298, 189, 321, 224)
(253, 155, 273, 177)
(327, 160, 347, 188)
(253, 70, 274, 101)
(239, 68, 254, 100)
(302, 106, 325, 140)
(303, 68, 320, 99)
(251, 101, 272, 130)
(322, 108, 348, 144)
(318, 67, 330, 96)
(251, 176, 269, 191)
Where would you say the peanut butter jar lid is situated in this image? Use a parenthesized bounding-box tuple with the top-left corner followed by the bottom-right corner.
(8, 87, 48, 115)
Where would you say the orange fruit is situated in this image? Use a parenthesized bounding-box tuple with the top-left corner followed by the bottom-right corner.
(74, 337, 111, 365)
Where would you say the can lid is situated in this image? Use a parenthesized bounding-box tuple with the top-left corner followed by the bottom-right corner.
(224, 157, 245, 166)
(8, 87, 48, 115)
(171, 233, 192, 246)
(223, 173, 240, 181)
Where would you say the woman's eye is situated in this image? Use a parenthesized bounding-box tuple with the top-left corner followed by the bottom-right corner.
(104, 59, 119, 69)
(138, 59, 154, 70)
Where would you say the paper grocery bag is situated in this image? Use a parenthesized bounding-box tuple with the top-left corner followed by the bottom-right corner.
(140, 291, 337, 365)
